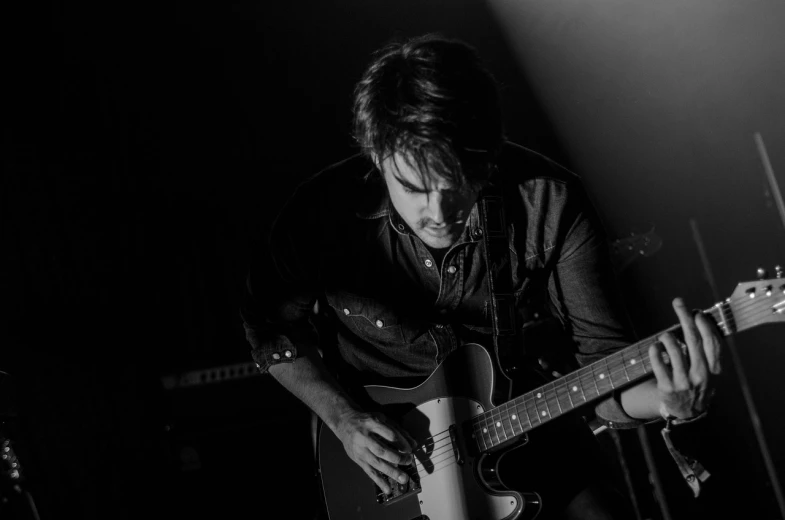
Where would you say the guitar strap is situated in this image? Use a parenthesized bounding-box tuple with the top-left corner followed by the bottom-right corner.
(477, 175, 521, 383)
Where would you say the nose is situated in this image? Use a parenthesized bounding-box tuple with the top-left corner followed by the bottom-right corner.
(426, 192, 446, 225)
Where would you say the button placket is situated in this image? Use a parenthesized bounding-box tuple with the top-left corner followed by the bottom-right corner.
(435, 248, 465, 312)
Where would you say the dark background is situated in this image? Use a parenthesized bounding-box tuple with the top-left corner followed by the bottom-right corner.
(2, 0, 784, 519)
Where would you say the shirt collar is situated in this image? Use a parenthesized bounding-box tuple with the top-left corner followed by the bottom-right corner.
(355, 170, 391, 220)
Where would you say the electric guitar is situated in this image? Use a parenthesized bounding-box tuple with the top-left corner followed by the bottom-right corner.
(317, 273, 785, 520)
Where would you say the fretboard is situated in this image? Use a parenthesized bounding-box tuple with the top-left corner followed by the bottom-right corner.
(469, 301, 736, 452)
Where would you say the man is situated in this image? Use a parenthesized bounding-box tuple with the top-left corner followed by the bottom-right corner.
(241, 34, 722, 519)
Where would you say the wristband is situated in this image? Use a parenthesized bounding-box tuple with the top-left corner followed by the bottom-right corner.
(659, 402, 707, 427)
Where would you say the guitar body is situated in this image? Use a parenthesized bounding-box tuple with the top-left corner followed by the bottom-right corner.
(317, 274, 785, 519)
(317, 343, 542, 520)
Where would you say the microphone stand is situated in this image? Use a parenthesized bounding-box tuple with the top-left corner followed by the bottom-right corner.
(690, 215, 785, 519)
(755, 133, 785, 236)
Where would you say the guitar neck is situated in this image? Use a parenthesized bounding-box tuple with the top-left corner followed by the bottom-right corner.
(470, 298, 750, 452)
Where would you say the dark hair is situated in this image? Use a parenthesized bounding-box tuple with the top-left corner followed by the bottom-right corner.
(353, 34, 504, 187)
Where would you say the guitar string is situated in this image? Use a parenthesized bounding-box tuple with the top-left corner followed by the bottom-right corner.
(410, 448, 458, 476)
(415, 298, 778, 455)
(474, 295, 782, 434)
(389, 300, 785, 487)
(472, 300, 775, 444)
(377, 459, 461, 499)
(475, 350, 656, 434)
(394, 297, 784, 475)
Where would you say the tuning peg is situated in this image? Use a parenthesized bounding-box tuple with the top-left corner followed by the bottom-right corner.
(776, 265, 783, 279)
(757, 267, 768, 279)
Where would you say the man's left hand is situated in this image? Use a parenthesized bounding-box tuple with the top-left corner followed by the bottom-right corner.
(649, 298, 723, 420)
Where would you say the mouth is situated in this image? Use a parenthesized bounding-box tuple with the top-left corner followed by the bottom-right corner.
(424, 226, 449, 237)
(426, 219, 463, 230)
(424, 221, 464, 237)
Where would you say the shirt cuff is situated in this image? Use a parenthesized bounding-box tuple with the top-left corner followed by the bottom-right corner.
(247, 332, 298, 374)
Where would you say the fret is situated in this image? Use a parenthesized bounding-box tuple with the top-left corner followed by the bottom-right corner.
(501, 403, 515, 439)
(540, 390, 552, 421)
(509, 402, 524, 436)
(575, 369, 589, 403)
(606, 355, 618, 388)
(590, 362, 601, 394)
(590, 363, 601, 398)
(492, 409, 508, 443)
(556, 381, 573, 412)
(491, 415, 502, 446)
(642, 346, 653, 373)
(475, 422, 488, 451)
(619, 350, 630, 383)
(547, 383, 562, 416)
(710, 304, 727, 335)
(626, 348, 645, 379)
(604, 357, 615, 390)
(564, 377, 575, 409)
(721, 301, 736, 335)
(479, 415, 493, 449)
(568, 372, 586, 406)
(530, 392, 543, 425)
(517, 398, 534, 431)
(546, 395, 560, 419)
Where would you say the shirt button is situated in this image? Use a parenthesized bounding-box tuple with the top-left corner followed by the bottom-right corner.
(435, 324, 444, 329)
(447, 265, 457, 274)
(472, 228, 483, 239)
(343, 308, 350, 315)
(272, 353, 281, 360)
(284, 350, 292, 358)
(376, 319, 384, 328)
(397, 224, 405, 231)
(424, 259, 433, 268)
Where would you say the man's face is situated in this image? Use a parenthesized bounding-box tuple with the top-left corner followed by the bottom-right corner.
(379, 153, 481, 249)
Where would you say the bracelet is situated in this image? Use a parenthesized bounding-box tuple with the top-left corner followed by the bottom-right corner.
(659, 402, 707, 427)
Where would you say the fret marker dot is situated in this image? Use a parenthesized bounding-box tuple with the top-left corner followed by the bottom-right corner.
(572, 385, 578, 392)
(599, 373, 605, 379)
(483, 428, 488, 433)
(536, 392, 542, 398)
(512, 414, 517, 420)
(541, 411, 547, 417)
(630, 359, 637, 365)
(496, 421, 502, 428)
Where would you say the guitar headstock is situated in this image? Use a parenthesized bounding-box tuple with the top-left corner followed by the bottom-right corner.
(727, 266, 785, 331)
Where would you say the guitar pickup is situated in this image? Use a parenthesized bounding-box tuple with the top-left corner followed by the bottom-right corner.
(449, 425, 464, 465)
(375, 463, 421, 505)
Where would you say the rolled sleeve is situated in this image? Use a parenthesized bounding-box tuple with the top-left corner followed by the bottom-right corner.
(240, 193, 321, 374)
(547, 183, 642, 428)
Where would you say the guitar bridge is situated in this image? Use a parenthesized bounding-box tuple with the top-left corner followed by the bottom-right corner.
(374, 464, 421, 505)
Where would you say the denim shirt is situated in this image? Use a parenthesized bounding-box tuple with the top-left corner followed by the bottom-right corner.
(241, 142, 639, 426)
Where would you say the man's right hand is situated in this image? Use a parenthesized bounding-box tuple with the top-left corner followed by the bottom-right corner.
(333, 409, 418, 495)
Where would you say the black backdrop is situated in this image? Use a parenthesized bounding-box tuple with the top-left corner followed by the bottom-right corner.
(3, 1, 784, 519)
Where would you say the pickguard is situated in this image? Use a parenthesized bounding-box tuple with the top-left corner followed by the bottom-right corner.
(405, 396, 520, 520)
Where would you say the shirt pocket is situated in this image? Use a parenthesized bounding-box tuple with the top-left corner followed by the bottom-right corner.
(327, 292, 405, 344)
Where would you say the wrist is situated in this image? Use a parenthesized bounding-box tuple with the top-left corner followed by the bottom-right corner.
(659, 402, 707, 427)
